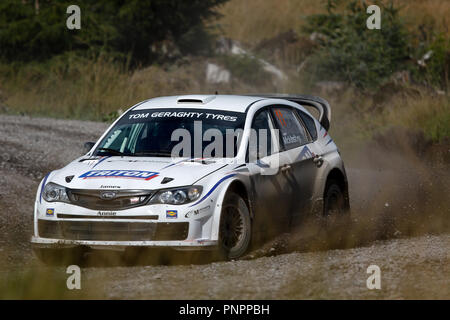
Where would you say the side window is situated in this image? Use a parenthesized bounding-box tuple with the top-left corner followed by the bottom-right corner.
(297, 110, 317, 141)
(249, 110, 273, 159)
(271, 107, 309, 150)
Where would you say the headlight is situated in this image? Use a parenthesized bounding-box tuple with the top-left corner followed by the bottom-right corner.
(149, 186, 202, 205)
(42, 182, 69, 203)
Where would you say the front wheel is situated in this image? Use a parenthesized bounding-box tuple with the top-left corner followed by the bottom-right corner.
(218, 192, 252, 260)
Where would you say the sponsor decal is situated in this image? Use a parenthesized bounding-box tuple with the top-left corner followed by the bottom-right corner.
(282, 134, 301, 145)
(151, 111, 237, 122)
(274, 109, 287, 126)
(46, 208, 55, 216)
(79, 170, 159, 181)
(98, 211, 117, 216)
(184, 205, 210, 218)
(129, 113, 150, 120)
(166, 210, 178, 219)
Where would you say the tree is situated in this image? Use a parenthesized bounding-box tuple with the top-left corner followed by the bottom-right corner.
(0, 0, 228, 64)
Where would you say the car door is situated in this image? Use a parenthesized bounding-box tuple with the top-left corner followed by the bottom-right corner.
(247, 109, 292, 239)
(269, 106, 320, 226)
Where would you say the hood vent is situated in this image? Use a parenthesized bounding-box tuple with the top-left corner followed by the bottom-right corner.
(161, 177, 174, 184)
(177, 99, 203, 103)
(177, 95, 216, 105)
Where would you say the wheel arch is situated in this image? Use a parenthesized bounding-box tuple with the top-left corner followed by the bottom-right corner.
(208, 176, 252, 241)
(224, 180, 252, 218)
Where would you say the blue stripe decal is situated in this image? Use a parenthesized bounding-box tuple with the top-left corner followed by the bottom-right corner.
(92, 156, 111, 168)
(325, 139, 333, 146)
(39, 173, 50, 204)
(189, 174, 236, 207)
(256, 159, 270, 168)
(296, 145, 313, 161)
(161, 158, 191, 170)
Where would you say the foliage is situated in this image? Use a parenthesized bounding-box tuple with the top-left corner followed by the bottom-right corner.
(0, 0, 228, 65)
(412, 33, 450, 89)
(302, 0, 410, 89)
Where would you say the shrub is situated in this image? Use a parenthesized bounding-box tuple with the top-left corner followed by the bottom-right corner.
(412, 33, 449, 89)
(302, 0, 410, 89)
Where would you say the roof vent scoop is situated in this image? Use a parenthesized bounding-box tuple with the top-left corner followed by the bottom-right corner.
(177, 95, 216, 105)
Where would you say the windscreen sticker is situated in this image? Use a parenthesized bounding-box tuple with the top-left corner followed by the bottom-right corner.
(150, 111, 238, 122)
(79, 170, 159, 181)
(120, 108, 245, 126)
(274, 109, 287, 126)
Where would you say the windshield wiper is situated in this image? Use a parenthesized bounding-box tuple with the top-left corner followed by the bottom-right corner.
(132, 150, 173, 157)
(97, 148, 172, 157)
(97, 148, 127, 156)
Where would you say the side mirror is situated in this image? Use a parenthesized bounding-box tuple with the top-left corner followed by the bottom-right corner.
(83, 142, 95, 154)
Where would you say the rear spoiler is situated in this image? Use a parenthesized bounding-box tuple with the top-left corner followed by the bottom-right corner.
(250, 94, 331, 131)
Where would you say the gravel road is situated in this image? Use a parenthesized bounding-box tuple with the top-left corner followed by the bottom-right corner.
(0, 114, 448, 299)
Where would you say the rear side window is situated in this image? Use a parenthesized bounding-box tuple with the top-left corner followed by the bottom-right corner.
(271, 107, 309, 150)
(297, 110, 317, 141)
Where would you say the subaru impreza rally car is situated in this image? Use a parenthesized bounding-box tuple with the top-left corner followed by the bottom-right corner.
(31, 94, 349, 262)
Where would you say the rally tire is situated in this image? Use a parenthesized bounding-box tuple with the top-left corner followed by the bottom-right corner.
(322, 179, 351, 234)
(218, 192, 252, 260)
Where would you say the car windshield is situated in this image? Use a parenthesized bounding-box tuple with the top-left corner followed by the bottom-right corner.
(94, 108, 246, 158)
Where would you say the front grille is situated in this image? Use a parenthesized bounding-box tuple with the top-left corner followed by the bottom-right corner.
(38, 220, 189, 241)
(67, 189, 154, 210)
(57, 213, 158, 220)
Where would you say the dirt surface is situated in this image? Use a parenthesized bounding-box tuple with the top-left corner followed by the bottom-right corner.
(0, 114, 448, 299)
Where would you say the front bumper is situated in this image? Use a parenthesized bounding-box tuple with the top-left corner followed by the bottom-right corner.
(32, 200, 219, 250)
(30, 236, 218, 251)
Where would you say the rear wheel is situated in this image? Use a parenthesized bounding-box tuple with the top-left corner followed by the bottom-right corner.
(323, 181, 346, 219)
(322, 179, 350, 243)
(218, 193, 251, 260)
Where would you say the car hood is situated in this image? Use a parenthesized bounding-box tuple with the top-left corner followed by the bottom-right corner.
(49, 156, 229, 190)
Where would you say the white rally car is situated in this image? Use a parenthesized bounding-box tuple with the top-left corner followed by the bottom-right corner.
(31, 94, 349, 262)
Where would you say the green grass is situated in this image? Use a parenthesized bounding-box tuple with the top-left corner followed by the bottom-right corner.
(382, 92, 450, 142)
(0, 56, 206, 121)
